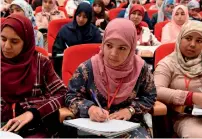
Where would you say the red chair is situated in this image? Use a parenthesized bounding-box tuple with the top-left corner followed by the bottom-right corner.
(118, 2, 127, 8)
(154, 43, 175, 67)
(47, 18, 72, 54)
(108, 8, 124, 21)
(144, 3, 155, 10)
(154, 20, 169, 41)
(1, 18, 6, 23)
(199, 11, 202, 17)
(35, 6, 69, 18)
(35, 46, 49, 57)
(62, 43, 101, 85)
(147, 9, 158, 19)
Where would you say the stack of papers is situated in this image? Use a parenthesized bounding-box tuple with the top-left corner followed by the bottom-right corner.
(63, 118, 140, 138)
(192, 105, 202, 116)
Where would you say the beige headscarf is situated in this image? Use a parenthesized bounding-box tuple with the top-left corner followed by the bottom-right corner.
(169, 20, 202, 78)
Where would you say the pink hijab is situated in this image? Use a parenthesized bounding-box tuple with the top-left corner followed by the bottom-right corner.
(161, 5, 189, 43)
(91, 18, 144, 105)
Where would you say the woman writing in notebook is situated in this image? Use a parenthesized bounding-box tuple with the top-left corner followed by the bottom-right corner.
(154, 20, 202, 138)
(65, 18, 156, 138)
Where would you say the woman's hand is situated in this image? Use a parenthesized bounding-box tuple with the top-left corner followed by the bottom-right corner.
(109, 108, 132, 121)
(0, 111, 34, 132)
(95, 19, 104, 26)
(88, 105, 109, 122)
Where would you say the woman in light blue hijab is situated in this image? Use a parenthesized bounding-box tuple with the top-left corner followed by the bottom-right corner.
(10, 0, 44, 47)
(157, 0, 176, 22)
(151, 0, 175, 29)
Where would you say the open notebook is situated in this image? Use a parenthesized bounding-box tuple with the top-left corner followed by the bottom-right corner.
(63, 118, 140, 138)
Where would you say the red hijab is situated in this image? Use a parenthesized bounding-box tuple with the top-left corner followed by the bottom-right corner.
(1, 14, 37, 103)
(129, 4, 145, 35)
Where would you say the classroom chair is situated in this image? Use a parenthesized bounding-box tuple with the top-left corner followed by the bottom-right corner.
(62, 43, 167, 117)
(154, 20, 169, 41)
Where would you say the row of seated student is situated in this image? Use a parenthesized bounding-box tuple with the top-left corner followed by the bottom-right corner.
(1, 0, 201, 37)
(1, 13, 202, 138)
(51, 1, 192, 76)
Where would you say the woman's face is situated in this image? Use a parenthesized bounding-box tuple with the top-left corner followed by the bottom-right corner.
(165, 4, 175, 13)
(181, 0, 190, 6)
(93, 4, 102, 14)
(189, 8, 200, 17)
(180, 32, 202, 58)
(103, 39, 131, 67)
(10, 5, 25, 16)
(1, 26, 24, 58)
(43, 0, 54, 12)
(131, 0, 140, 4)
(76, 12, 88, 26)
(130, 10, 143, 25)
(174, 8, 186, 26)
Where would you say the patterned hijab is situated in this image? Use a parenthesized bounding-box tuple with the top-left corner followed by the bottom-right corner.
(10, 0, 37, 28)
(169, 20, 202, 78)
(91, 18, 144, 104)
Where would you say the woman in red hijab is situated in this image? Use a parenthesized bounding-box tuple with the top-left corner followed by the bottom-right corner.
(129, 4, 161, 46)
(1, 14, 67, 137)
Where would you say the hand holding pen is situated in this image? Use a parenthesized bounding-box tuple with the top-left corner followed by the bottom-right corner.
(88, 91, 109, 122)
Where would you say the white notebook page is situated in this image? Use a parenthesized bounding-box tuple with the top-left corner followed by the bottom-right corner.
(64, 118, 140, 132)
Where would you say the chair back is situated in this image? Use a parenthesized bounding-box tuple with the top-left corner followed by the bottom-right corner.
(47, 18, 72, 53)
(62, 43, 101, 85)
(108, 8, 124, 21)
(35, 46, 49, 57)
(118, 2, 127, 8)
(144, 3, 155, 10)
(154, 43, 175, 68)
(199, 11, 202, 17)
(154, 20, 169, 41)
(1, 18, 6, 23)
(147, 9, 158, 19)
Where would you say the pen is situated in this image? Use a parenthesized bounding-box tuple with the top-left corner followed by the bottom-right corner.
(91, 91, 105, 114)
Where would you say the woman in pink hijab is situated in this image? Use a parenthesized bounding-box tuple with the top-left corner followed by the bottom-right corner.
(161, 5, 189, 44)
(35, 0, 66, 30)
(65, 18, 156, 138)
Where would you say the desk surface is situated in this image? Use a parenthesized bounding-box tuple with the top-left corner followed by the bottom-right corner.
(137, 45, 160, 58)
(0, 131, 23, 139)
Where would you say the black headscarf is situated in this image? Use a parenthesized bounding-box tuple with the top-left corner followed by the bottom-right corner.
(72, 2, 92, 31)
(52, 2, 102, 76)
